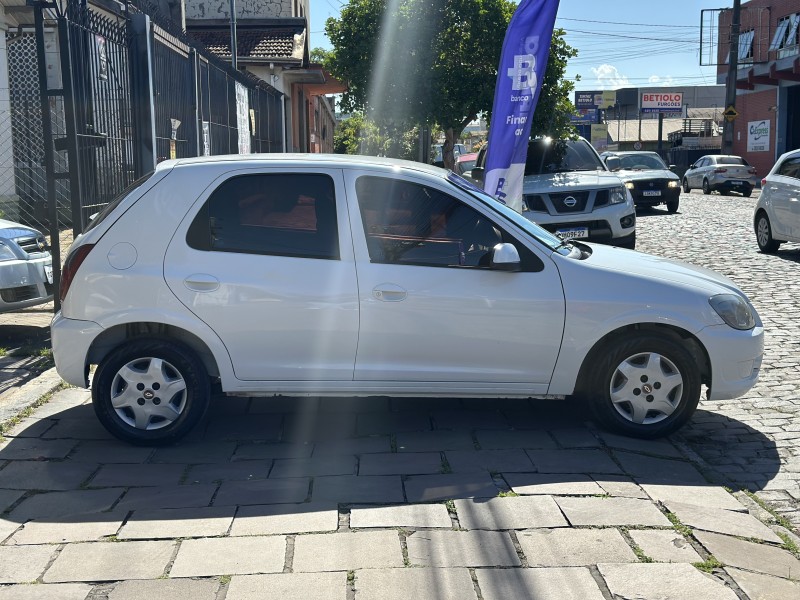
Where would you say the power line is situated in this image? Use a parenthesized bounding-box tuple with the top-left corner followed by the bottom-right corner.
(556, 16, 700, 29)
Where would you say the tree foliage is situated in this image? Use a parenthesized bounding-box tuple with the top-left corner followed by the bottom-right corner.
(325, 1, 578, 166)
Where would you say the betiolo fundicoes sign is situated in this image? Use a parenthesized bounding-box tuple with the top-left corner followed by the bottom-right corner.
(641, 92, 683, 114)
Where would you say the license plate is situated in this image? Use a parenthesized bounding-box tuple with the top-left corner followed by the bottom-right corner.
(556, 227, 589, 240)
(729, 180, 743, 185)
(642, 190, 661, 197)
(44, 264, 53, 284)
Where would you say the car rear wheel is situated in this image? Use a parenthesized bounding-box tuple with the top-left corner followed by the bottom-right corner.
(584, 334, 701, 439)
(755, 211, 781, 253)
(92, 338, 211, 445)
(682, 179, 690, 193)
(666, 199, 679, 213)
(702, 179, 711, 195)
(742, 187, 753, 198)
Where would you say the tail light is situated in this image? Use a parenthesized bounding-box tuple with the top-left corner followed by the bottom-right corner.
(714, 168, 727, 173)
(761, 178, 767, 187)
(748, 167, 757, 174)
(59, 244, 95, 303)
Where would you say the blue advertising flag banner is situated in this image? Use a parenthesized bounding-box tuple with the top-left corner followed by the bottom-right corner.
(484, 0, 560, 212)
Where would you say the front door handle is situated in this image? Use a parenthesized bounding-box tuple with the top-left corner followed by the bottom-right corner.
(184, 273, 220, 292)
(373, 283, 407, 302)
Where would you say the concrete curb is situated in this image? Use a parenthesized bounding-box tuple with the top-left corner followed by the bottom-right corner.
(0, 367, 64, 426)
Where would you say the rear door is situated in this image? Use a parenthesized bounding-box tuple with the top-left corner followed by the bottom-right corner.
(164, 168, 359, 381)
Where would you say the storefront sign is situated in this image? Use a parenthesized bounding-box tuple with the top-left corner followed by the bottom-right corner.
(575, 90, 616, 109)
(591, 123, 608, 151)
(641, 92, 683, 114)
(747, 120, 770, 152)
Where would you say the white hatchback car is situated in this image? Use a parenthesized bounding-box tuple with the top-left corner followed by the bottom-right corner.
(51, 155, 763, 445)
(754, 148, 800, 253)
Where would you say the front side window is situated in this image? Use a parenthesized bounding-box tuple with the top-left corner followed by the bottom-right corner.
(187, 173, 339, 260)
(356, 176, 504, 268)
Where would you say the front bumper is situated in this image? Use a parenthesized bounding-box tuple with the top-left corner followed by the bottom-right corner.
(0, 256, 53, 312)
(51, 312, 104, 388)
(698, 322, 764, 400)
(630, 187, 680, 206)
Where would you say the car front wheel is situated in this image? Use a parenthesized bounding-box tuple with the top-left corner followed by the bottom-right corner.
(682, 179, 690, 193)
(584, 334, 701, 439)
(666, 199, 679, 213)
(755, 211, 781, 253)
(92, 338, 211, 445)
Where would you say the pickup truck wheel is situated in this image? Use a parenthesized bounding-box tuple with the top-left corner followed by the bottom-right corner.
(92, 338, 210, 445)
(585, 334, 701, 439)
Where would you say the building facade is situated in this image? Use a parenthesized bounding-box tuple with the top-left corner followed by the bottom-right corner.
(716, 0, 800, 177)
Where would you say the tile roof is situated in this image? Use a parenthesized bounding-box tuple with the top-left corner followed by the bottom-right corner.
(190, 27, 305, 62)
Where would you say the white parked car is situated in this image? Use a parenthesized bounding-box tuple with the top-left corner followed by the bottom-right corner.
(682, 155, 758, 196)
(51, 154, 763, 445)
(473, 138, 637, 248)
(754, 148, 800, 253)
(0, 219, 53, 312)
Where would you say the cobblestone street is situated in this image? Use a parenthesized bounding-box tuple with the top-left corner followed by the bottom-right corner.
(0, 190, 798, 598)
(636, 190, 800, 528)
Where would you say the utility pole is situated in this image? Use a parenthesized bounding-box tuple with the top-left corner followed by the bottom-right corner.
(230, 0, 238, 70)
(722, 0, 742, 154)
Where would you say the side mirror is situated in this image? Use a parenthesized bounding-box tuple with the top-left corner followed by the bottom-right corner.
(668, 165, 677, 172)
(490, 243, 521, 272)
(471, 166, 485, 183)
(604, 156, 621, 171)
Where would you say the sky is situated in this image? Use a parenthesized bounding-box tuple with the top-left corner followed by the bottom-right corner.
(309, 0, 730, 92)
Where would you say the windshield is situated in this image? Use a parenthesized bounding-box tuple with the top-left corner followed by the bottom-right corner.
(618, 153, 667, 170)
(524, 139, 604, 175)
(457, 159, 476, 173)
(447, 173, 565, 251)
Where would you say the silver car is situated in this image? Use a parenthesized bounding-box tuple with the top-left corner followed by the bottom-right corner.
(754, 148, 800, 253)
(0, 219, 53, 312)
(682, 155, 758, 197)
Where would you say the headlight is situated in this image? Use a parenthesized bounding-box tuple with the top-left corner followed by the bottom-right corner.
(0, 243, 17, 262)
(609, 186, 627, 204)
(624, 181, 635, 190)
(667, 180, 679, 188)
(709, 294, 756, 330)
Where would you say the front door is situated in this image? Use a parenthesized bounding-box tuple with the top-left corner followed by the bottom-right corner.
(164, 169, 359, 381)
(345, 172, 565, 390)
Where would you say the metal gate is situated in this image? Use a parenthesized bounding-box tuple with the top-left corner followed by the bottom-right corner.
(19, 0, 284, 309)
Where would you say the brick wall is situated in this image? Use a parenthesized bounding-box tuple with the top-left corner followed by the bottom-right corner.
(731, 88, 778, 178)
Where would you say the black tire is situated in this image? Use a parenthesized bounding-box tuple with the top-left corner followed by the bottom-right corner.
(92, 338, 211, 445)
(613, 231, 636, 250)
(742, 187, 753, 198)
(682, 179, 690, 193)
(702, 179, 711, 195)
(583, 334, 701, 439)
(755, 211, 781, 253)
(666, 199, 679, 213)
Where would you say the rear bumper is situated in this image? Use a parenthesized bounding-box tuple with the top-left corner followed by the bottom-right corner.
(51, 312, 103, 388)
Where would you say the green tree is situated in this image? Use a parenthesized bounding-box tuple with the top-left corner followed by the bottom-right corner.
(325, 1, 578, 168)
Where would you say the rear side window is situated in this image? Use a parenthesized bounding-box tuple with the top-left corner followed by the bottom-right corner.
(777, 157, 800, 179)
(187, 173, 339, 260)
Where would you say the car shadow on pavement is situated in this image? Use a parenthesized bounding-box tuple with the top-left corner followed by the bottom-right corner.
(0, 393, 782, 534)
(765, 245, 800, 263)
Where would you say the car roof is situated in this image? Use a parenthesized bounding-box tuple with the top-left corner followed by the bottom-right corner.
(157, 153, 449, 178)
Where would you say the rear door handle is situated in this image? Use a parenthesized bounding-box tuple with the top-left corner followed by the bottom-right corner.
(373, 283, 407, 302)
(184, 273, 220, 292)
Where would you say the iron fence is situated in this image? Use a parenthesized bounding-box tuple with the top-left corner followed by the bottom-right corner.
(7, 0, 285, 311)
